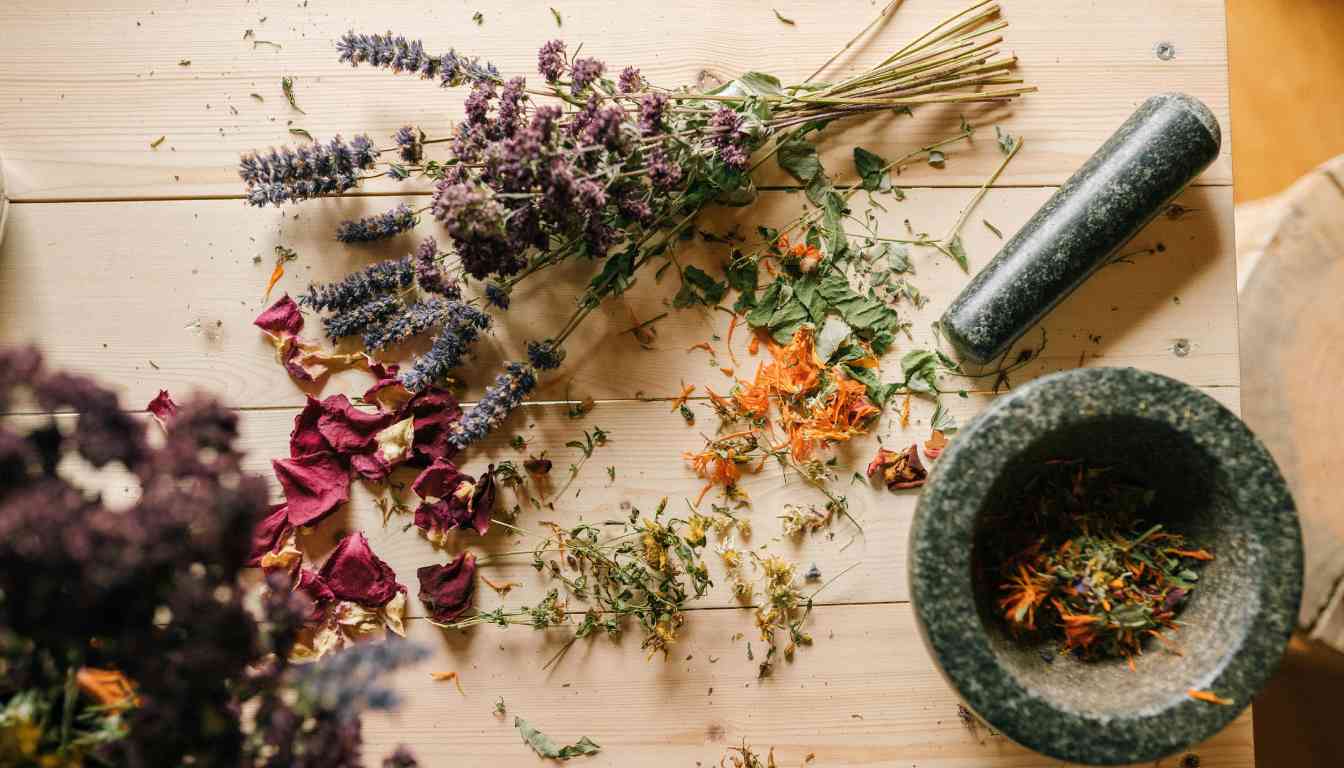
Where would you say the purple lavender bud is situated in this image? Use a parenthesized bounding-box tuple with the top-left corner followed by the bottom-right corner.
(393, 125, 422, 163)
(335, 204, 419, 243)
(362, 298, 448, 350)
(526, 340, 566, 371)
(399, 302, 491, 391)
(618, 66, 643, 94)
(238, 134, 378, 207)
(463, 81, 496, 127)
(337, 32, 499, 85)
(412, 236, 459, 298)
(300, 257, 415, 311)
(645, 147, 684, 189)
(483, 283, 510, 310)
(537, 40, 566, 82)
(497, 77, 528, 136)
(638, 92, 669, 136)
(322, 295, 402, 339)
(450, 362, 537, 447)
(569, 57, 606, 94)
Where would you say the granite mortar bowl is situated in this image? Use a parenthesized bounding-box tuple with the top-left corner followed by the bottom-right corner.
(909, 367, 1302, 764)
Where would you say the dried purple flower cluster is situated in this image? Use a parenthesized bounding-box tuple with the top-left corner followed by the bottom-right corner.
(240, 135, 378, 207)
(393, 125, 423, 163)
(336, 203, 419, 243)
(301, 258, 416, 312)
(0, 347, 420, 767)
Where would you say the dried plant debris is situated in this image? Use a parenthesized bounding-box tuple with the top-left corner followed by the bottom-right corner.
(514, 717, 600, 760)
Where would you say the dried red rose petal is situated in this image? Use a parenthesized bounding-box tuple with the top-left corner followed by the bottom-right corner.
(364, 362, 414, 415)
(317, 393, 396, 454)
(318, 531, 406, 608)
(351, 452, 393, 482)
(248, 502, 293, 567)
(274, 451, 351, 527)
(468, 465, 497, 536)
(403, 388, 463, 465)
(417, 552, 477, 623)
(254, 294, 305, 337)
(411, 458, 472, 499)
(295, 568, 336, 622)
(146, 390, 179, 430)
(524, 456, 553, 475)
(867, 444, 927, 490)
(290, 396, 332, 457)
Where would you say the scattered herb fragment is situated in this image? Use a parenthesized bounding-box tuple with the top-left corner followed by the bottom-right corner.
(249, 92, 264, 102)
(472, 11, 484, 25)
(1187, 689, 1232, 706)
(773, 9, 796, 25)
(927, 150, 946, 167)
(983, 219, 1003, 238)
(550, 7, 562, 26)
(510, 434, 527, 450)
(514, 717, 601, 760)
(150, 135, 166, 149)
(995, 126, 1017, 155)
(289, 128, 314, 141)
(178, 59, 191, 66)
(429, 670, 465, 695)
(281, 76, 304, 113)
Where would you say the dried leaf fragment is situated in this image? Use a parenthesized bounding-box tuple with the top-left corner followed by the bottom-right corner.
(514, 717, 601, 760)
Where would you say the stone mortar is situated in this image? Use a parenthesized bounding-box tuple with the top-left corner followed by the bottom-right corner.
(909, 367, 1301, 764)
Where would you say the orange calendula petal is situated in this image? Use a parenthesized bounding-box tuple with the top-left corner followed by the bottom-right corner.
(264, 261, 285, 301)
(1187, 689, 1233, 705)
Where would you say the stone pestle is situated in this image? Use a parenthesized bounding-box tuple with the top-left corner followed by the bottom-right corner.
(939, 93, 1222, 365)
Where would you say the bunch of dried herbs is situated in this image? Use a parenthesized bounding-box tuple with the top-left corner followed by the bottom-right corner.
(242, 3, 1032, 448)
(432, 498, 712, 666)
(984, 460, 1214, 666)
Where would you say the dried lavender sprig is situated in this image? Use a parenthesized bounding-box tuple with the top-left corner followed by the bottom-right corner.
(393, 125, 423, 163)
(336, 31, 500, 86)
(449, 362, 537, 448)
(362, 298, 448, 350)
(399, 302, 492, 392)
(239, 135, 378, 206)
(300, 257, 415, 312)
(292, 637, 429, 721)
(322, 295, 402, 339)
(335, 204, 419, 243)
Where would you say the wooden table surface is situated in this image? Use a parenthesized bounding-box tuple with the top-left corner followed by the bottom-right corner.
(0, 1, 1249, 765)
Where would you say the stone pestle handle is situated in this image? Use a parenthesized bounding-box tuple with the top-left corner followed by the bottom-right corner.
(939, 93, 1222, 365)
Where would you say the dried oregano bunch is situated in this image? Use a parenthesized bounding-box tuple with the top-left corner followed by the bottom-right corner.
(0, 347, 422, 768)
(242, 2, 1032, 447)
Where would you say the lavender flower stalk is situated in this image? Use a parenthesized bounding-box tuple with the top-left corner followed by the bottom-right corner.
(399, 303, 492, 392)
(301, 257, 415, 312)
(450, 362, 537, 448)
(322, 295, 402, 340)
(239, 134, 378, 207)
(335, 204, 419, 243)
(362, 298, 447, 350)
(336, 31, 500, 86)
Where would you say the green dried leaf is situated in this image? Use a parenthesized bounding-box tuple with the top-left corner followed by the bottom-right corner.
(887, 244, 911, 273)
(931, 401, 958, 433)
(777, 137, 822, 184)
(983, 219, 1003, 239)
(550, 7, 562, 25)
(843, 364, 897, 406)
(815, 315, 851, 363)
(901, 349, 939, 394)
(150, 135, 166, 149)
(281, 76, 304, 114)
(995, 126, 1017, 155)
(815, 273, 899, 346)
(178, 59, 191, 67)
(946, 235, 968, 271)
(853, 147, 890, 191)
(472, 10, 484, 24)
(927, 150, 945, 168)
(773, 8, 796, 25)
(515, 717, 601, 760)
(673, 265, 728, 308)
(252, 40, 282, 51)
(249, 92, 264, 103)
(288, 128, 314, 141)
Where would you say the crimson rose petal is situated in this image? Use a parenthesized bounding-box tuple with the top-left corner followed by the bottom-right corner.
(317, 393, 396, 454)
(469, 464, 497, 535)
(274, 451, 351, 527)
(319, 531, 406, 608)
(248, 502, 293, 567)
(254, 294, 305, 337)
(146, 390, 179, 430)
(295, 568, 336, 622)
(411, 458, 472, 499)
(290, 396, 332, 457)
(351, 452, 392, 482)
(403, 388, 463, 465)
(417, 552, 476, 623)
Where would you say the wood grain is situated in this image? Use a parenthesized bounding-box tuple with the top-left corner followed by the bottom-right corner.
(0, 0, 1248, 762)
(0, 185, 1238, 411)
(1236, 154, 1344, 651)
(361, 608, 1253, 767)
(0, 0, 1231, 201)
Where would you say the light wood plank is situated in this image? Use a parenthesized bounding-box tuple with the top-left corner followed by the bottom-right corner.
(0, 0, 1231, 201)
(353, 607, 1254, 767)
(0, 186, 1238, 411)
(12, 384, 1240, 617)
